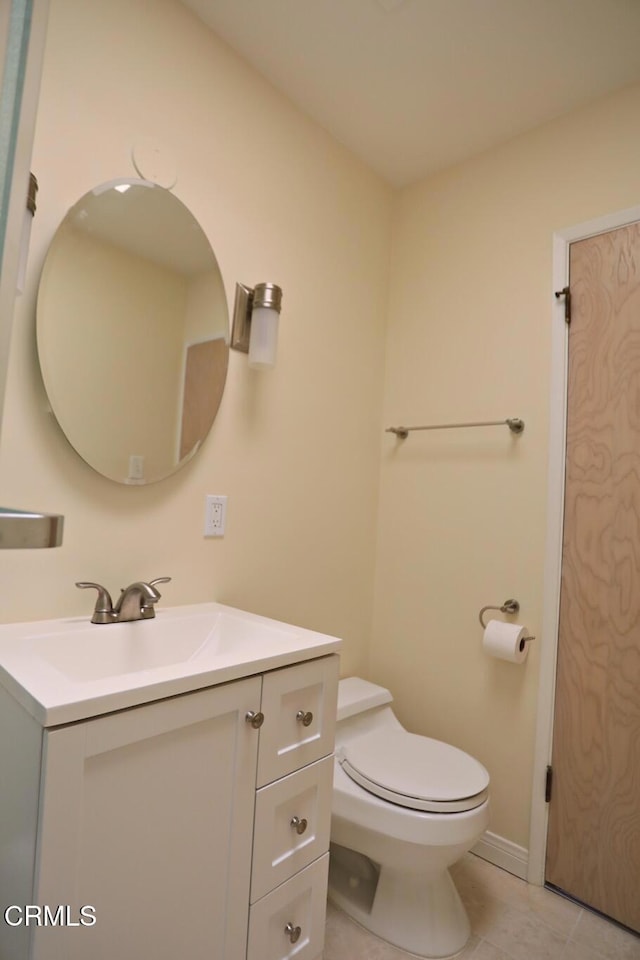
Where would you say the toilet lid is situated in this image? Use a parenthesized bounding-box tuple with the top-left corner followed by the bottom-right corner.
(340, 729, 490, 813)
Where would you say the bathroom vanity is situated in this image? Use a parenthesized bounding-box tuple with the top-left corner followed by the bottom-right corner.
(0, 602, 341, 960)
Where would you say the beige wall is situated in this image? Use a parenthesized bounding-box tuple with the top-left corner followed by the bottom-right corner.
(0, 0, 392, 681)
(371, 81, 640, 849)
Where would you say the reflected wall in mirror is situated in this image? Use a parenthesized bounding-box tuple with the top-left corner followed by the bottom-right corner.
(36, 179, 229, 484)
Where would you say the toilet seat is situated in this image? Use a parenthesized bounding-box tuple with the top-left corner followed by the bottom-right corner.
(339, 729, 490, 813)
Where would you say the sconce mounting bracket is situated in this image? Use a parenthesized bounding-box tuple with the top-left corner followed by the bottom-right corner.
(230, 283, 253, 353)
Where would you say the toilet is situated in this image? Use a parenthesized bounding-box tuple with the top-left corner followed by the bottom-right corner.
(328, 677, 490, 958)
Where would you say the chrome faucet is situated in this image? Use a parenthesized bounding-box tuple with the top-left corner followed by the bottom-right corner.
(114, 580, 165, 622)
(76, 577, 171, 624)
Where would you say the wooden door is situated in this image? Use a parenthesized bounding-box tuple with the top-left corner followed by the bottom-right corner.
(32, 677, 262, 960)
(546, 222, 640, 932)
(179, 337, 228, 461)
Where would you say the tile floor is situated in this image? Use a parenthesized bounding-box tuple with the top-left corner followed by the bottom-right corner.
(324, 853, 640, 960)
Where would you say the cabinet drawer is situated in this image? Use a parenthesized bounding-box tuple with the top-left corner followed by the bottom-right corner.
(258, 655, 339, 786)
(247, 853, 329, 960)
(252, 755, 333, 902)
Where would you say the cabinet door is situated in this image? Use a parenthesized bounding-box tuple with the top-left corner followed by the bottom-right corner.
(258, 655, 339, 786)
(32, 677, 262, 960)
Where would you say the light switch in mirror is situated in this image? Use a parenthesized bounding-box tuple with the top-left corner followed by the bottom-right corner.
(36, 179, 229, 484)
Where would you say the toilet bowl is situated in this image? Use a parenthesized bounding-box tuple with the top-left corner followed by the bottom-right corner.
(328, 677, 490, 959)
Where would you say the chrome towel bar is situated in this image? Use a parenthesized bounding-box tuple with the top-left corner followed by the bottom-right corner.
(386, 418, 524, 439)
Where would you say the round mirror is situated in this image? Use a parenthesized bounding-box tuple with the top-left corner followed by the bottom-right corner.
(36, 179, 229, 484)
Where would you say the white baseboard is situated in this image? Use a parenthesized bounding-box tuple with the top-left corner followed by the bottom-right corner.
(472, 831, 529, 881)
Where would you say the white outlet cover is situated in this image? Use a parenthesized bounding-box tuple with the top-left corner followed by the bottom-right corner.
(204, 495, 227, 537)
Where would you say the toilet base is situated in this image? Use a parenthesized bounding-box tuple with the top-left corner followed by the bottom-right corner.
(328, 858, 471, 959)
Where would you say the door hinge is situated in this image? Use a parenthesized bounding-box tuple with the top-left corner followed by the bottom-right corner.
(545, 765, 553, 803)
(555, 286, 571, 324)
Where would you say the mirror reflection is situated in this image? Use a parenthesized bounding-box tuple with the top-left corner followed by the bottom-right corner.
(36, 179, 229, 484)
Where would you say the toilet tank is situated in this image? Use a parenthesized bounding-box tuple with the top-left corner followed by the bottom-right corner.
(337, 677, 393, 721)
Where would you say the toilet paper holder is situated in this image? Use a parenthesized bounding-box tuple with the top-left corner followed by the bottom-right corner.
(478, 599, 535, 642)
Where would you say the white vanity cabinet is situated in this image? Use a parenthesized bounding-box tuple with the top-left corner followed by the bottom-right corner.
(248, 655, 339, 960)
(31, 676, 262, 960)
(1, 650, 339, 960)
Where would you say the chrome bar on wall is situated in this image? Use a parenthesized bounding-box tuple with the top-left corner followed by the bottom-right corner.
(385, 417, 524, 439)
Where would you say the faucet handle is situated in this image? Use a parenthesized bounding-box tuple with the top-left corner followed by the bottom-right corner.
(149, 577, 172, 589)
(139, 578, 171, 618)
(76, 581, 115, 624)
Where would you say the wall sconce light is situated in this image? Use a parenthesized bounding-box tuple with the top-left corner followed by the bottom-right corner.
(16, 172, 37, 295)
(231, 282, 283, 369)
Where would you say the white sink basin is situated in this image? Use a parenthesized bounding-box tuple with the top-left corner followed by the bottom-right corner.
(28, 609, 295, 683)
(0, 602, 341, 726)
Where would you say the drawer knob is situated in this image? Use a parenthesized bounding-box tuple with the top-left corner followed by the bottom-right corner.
(296, 710, 313, 727)
(290, 815, 308, 835)
(284, 922, 302, 944)
(245, 710, 264, 729)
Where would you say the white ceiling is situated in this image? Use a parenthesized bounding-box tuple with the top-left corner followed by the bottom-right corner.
(181, 0, 640, 186)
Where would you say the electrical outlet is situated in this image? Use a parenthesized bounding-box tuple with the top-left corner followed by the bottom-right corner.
(204, 495, 227, 537)
(128, 454, 144, 480)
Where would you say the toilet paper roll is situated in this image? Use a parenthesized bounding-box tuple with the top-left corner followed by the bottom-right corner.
(482, 619, 529, 663)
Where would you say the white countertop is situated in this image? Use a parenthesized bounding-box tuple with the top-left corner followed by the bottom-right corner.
(0, 602, 342, 727)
